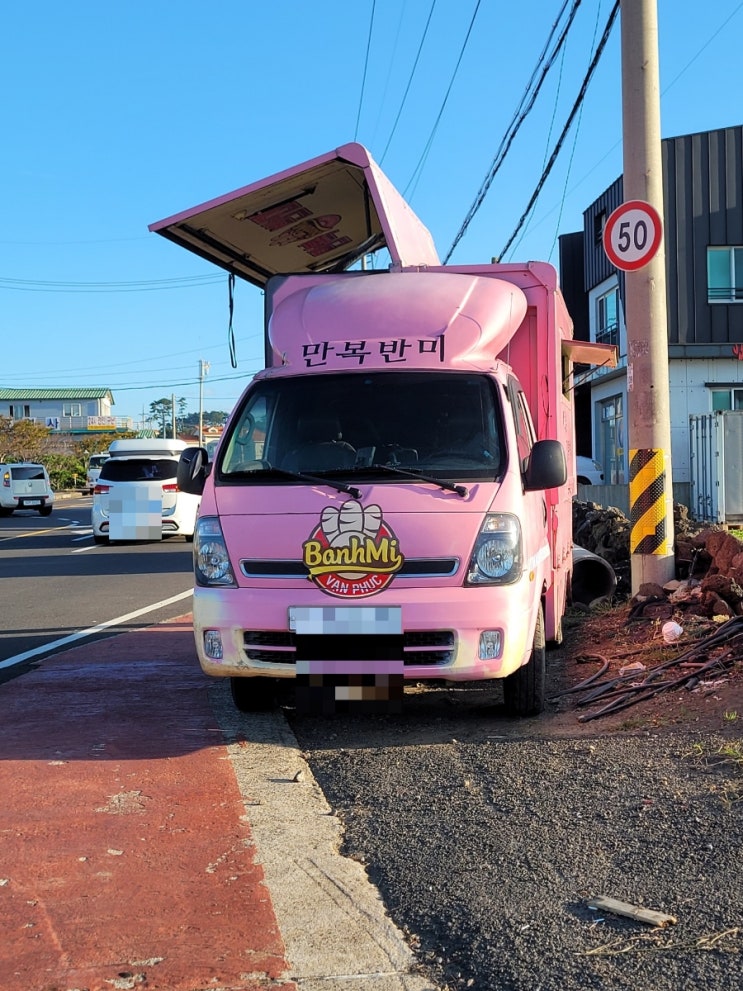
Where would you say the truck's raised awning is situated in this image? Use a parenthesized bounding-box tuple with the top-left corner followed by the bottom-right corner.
(562, 340, 618, 368)
(149, 143, 440, 288)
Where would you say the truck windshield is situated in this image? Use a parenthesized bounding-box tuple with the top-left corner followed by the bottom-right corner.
(219, 371, 503, 481)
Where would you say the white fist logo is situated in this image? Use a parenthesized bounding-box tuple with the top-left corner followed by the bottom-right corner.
(320, 500, 382, 547)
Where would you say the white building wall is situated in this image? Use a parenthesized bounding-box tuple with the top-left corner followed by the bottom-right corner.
(669, 357, 743, 483)
(589, 358, 743, 486)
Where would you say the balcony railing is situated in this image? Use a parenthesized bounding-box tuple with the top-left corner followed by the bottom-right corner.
(708, 286, 743, 303)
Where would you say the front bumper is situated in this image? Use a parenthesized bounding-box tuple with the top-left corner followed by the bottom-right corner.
(191, 581, 539, 682)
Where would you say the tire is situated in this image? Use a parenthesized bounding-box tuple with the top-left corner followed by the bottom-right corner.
(39, 506, 53, 517)
(93, 534, 109, 545)
(503, 604, 546, 717)
(184, 533, 194, 543)
(230, 676, 278, 712)
(0, 507, 13, 517)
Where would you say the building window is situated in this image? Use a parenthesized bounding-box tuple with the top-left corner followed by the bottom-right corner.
(707, 247, 743, 302)
(62, 402, 83, 416)
(594, 211, 605, 245)
(600, 394, 625, 484)
(711, 388, 743, 411)
(596, 287, 619, 349)
(9, 404, 30, 418)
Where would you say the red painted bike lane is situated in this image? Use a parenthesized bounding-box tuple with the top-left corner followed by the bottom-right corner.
(0, 617, 297, 991)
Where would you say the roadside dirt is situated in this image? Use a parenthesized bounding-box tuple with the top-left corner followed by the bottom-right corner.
(289, 603, 743, 753)
(547, 602, 743, 737)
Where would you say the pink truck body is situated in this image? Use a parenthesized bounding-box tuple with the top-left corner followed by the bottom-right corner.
(150, 143, 615, 714)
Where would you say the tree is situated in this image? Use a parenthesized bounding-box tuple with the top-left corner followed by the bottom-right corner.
(0, 417, 54, 462)
(182, 410, 229, 429)
(73, 432, 137, 462)
(148, 397, 185, 438)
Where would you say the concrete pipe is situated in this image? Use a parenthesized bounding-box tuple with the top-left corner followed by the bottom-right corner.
(571, 546, 617, 608)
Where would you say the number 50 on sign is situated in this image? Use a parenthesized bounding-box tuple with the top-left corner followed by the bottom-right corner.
(603, 199, 663, 272)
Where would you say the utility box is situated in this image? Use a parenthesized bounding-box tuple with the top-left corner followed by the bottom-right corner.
(689, 411, 743, 524)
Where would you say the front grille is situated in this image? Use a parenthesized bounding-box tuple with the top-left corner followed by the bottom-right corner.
(241, 629, 455, 667)
(241, 558, 459, 579)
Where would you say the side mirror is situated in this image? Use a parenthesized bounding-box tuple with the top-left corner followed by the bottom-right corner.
(523, 439, 567, 491)
(177, 447, 210, 495)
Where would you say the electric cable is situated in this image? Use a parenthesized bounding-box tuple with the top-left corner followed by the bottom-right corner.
(355, 0, 377, 140)
(444, 0, 580, 262)
(379, 0, 439, 165)
(402, 0, 484, 200)
(0, 274, 224, 292)
(512, 0, 606, 260)
(497, 1, 619, 262)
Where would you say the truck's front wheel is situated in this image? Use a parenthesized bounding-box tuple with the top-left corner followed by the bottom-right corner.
(503, 604, 546, 717)
(230, 676, 278, 712)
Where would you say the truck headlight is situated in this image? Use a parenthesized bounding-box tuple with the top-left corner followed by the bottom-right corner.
(194, 516, 237, 587)
(466, 514, 522, 585)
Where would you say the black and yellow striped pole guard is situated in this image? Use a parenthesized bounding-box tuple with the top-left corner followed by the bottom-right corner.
(629, 448, 671, 556)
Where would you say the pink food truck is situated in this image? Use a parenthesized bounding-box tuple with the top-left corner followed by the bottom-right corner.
(150, 143, 615, 716)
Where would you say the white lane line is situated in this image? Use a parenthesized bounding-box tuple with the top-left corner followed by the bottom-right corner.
(0, 589, 193, 671)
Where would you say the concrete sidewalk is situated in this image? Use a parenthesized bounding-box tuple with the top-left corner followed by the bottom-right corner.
(0, 617, 436, 991)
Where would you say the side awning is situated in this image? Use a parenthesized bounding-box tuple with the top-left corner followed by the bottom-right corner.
(562, 340, 619, 369)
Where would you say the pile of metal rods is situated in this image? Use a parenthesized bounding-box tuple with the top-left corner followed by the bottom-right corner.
(552, 615, 743, 722)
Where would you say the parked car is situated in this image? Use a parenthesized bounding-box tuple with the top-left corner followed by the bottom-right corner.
(0, 462, 55, 516)
(91, 440, 199, 543)
(576, 455, 605, 485)
(86, 452, 109, 494)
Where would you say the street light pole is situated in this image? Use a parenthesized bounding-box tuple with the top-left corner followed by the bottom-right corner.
(620, 0, 675, 591)
(198, 359, 210, 446)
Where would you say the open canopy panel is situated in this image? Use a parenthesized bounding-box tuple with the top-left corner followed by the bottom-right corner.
(149, 143, 440, 288)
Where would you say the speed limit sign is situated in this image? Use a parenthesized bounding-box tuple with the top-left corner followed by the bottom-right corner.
(603, 199, 663, 271)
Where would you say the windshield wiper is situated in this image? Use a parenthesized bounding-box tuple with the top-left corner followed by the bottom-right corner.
(351, 463, 468, 498)
(226, 463, 361, 499)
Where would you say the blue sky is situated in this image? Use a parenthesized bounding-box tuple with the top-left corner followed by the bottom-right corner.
(1, 0, 741, 426)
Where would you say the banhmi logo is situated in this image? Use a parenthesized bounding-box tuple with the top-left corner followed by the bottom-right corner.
(302, 499, 404, 598)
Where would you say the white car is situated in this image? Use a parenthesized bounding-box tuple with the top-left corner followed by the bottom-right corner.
(86, 452, 109, 494)
(0, 462, 55, 516)
(576, 455, 604, 485)
(91, 452, 199, 544)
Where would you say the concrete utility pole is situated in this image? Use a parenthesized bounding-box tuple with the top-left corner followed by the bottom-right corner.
(620, 0, 675, 592)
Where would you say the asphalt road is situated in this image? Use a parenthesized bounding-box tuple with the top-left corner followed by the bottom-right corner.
(287, 698, 743, 991)
(0, 494, 194, 677)
(3, 498, 741, 990)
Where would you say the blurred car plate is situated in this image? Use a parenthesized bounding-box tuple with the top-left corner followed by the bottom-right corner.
(289, 605, 402, 635)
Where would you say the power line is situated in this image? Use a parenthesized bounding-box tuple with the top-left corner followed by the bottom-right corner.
(443, 0, 580, 262)
(369, 0, 408, 151)
(0, 273, 224, 293)
(509, 0, 743, 249)
(379, 0, 439, 165)
(355, 0, 377, 140)
(497, 0, 620, 261)
(512, 0, 607, 261)
(402, 0, 484, 200)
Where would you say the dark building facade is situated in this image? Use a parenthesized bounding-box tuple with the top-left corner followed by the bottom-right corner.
(561, 124, 743, 489)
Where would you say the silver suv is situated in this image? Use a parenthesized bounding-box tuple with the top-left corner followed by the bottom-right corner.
(0, 462, 55, 516)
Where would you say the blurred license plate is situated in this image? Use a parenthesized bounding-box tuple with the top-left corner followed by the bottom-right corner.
(289, 606, 402, 635)
(25, 500, 41, 506)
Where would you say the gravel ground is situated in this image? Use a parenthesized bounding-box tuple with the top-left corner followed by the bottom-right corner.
(297, 726, 742, 991)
